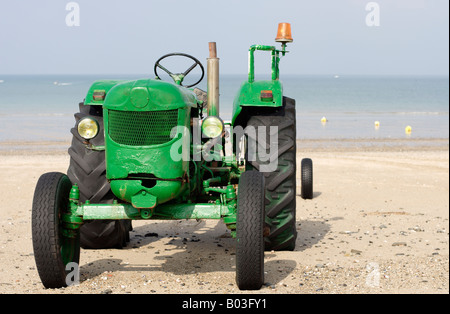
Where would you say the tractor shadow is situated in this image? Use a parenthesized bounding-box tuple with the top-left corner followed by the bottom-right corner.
(297, 191, 322, 199)
(80, 219, 331, 286)
(294, 219, 331, 252)
(80, 220, 237, 280)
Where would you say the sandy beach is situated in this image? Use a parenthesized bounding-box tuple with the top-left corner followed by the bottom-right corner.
(0, 140, 448, 294)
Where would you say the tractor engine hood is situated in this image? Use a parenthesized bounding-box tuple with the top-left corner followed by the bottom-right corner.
(102, 78, 198, 111)
(100, 78, 195, 210)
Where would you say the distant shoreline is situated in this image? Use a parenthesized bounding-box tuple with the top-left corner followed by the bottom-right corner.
(1, 75, 448, 141)
(296, 138, 449, 152)
(0, 138, 448, 155)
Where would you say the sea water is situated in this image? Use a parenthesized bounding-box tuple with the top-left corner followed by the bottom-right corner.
(0, 75, 448, 143)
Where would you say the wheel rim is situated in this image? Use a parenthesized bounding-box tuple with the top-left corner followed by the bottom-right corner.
(57, 177, 79, 266)
(60, 233, 77, 266)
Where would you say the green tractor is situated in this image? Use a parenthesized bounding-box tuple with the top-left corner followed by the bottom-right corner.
(32, 23, 313, 290)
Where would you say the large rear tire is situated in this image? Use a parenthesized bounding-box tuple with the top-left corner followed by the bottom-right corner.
(67, 103, 131, 249)
(246, 97, 297, 251)
(32, 172, 80, 289)
(236, 171, 265, 290)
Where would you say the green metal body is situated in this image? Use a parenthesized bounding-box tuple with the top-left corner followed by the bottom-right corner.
(231, 45, 286, 125)
(102, 79, 197, 208)
(65, 43, 288, 239)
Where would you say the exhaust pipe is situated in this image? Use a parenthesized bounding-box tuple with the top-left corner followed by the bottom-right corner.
(207, 42, 219, 117)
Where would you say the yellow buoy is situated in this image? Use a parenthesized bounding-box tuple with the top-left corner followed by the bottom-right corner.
(321, 117, 327, 123)
(374, 121, 380, 127)
(405, 126, 412, 134)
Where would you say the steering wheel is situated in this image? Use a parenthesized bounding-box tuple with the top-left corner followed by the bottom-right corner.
(154, 53, 205, 88)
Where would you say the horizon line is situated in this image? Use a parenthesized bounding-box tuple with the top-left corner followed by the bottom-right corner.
(1, 73, 449, 77)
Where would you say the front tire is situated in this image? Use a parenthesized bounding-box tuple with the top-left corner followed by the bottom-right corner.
(236, 171, 265, 290)
(32, 172, 80, 289)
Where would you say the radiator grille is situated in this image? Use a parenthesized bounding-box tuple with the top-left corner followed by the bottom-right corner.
(108, 110, 178, 146)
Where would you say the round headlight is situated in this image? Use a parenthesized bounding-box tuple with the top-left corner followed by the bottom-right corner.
(77, 118, 99, 140)
(201, 116, 224, 138)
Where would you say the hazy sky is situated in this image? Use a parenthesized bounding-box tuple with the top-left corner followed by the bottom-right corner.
(0, 0, 448, 76)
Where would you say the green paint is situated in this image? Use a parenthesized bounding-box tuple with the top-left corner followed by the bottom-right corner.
(131, 190, 158, 209)
(68, 41, 290, 236)
(248, 45, 280, 83)
(80, 202, 225, 220)
(85, 80, 126, 106)
(231, 80, 283, 125)
(231, 44, 289, 125)
(105, 107, 190, 206)
(81, 203, 140, 220)
(62, 184, 82, 238)
(103, 79, 197, 112)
